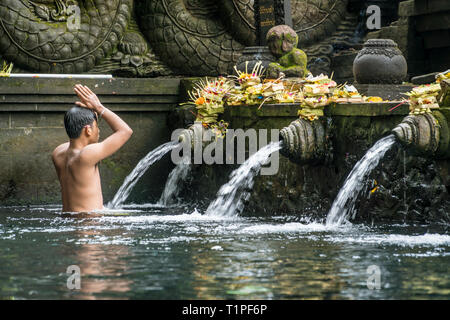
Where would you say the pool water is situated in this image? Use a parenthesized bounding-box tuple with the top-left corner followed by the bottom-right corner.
(0, 204, 449, 299)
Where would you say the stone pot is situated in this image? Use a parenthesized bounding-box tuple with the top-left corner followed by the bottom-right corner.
(353, 39, 407, 84)
(236, 46, 276, 77)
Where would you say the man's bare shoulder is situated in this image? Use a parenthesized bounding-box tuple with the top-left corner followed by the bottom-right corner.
(78, 142, 104, 164)
(52, 142, 69, 159)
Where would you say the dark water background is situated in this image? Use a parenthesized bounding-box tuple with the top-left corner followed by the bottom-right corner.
(0, 205, 449, 300)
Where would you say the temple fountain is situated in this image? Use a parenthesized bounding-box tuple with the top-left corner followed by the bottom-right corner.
(0, 0, 449, 224)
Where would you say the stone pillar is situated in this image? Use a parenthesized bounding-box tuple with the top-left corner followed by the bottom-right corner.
(255, 0, 293, 46)
(255, 0, 276, 46)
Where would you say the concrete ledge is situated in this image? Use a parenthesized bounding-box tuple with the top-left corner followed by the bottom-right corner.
(326, 102, 410, 116)
(354, 84, 414, 101)
(225, 104, 299, 118)
(0, 77, 181, 112)
(224, 102, 410, 118)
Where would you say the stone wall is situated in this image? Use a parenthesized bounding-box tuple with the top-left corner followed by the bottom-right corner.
(0, 77, 180, 206)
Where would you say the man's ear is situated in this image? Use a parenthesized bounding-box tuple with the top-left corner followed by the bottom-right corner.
(84, 125, 93, 137)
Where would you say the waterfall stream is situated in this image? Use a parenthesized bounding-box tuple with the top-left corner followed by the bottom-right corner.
(158, 161, 191, 206)
(206, 141, 282, 217)
(326, 135, 397, 226)
(108, 141, 179, 209)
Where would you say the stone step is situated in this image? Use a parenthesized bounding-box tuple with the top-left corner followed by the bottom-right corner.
(415, 11, 450, 32)
(413, 0, 450, 15)
(411, 72, 439, 85)
(0, 77, 181, 112)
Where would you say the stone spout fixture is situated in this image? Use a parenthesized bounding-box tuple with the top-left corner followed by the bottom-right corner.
(392, 111, 450, 159)
(177, 121, 204, 149)
(279, 118, 330, 164)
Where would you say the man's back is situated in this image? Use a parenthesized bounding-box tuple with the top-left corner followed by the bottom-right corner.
(53, 143, 103, 212)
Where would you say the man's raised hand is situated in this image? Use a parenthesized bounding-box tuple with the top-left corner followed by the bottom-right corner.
(74, 84, 104, 113)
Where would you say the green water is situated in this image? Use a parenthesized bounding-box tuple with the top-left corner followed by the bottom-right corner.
(0, 205, 449, 300)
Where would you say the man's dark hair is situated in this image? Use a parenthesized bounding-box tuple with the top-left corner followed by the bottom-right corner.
(64, 106, 97, 139)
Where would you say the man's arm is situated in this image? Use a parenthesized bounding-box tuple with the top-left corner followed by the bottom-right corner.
(74, 85, 133, 165)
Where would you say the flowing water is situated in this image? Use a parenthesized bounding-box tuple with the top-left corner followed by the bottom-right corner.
(108, 141, 179, 209)
(206, 141, 282, 217)
(326, 135, 397, 226)
(0, 205, 448, 299)
(158, 161, 191, 206)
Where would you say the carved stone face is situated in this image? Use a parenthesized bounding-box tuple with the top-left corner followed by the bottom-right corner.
(266, 25, 299, 58)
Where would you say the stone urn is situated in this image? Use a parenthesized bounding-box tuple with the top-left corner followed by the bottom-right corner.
(236, 46, 276, 77)
(353, 39, 407, 84)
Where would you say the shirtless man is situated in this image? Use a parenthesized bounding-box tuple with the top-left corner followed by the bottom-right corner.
(52, 84, 133, 212)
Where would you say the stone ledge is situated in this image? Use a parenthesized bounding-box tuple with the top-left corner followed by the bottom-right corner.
(415, 11, 450, 32)
(354, 84, 414, 100)
(0, 103, 175, 112)
(224, 102, 410, 118)
(225, 104, 299, 118)
(0, 77, 181, 112)
(0, 77, 181, 95)
(326, 102, 410, 116)
(412, 0, 450, 16)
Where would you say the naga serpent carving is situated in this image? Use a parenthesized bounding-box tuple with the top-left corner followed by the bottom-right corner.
(0, 0, 350, 76)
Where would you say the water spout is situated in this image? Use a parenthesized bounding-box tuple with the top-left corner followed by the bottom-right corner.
(392, 111, 450, 159)
(279, 118, 330, 164)
(326, 135, 397, 226)
(177, 121, 204, 149)
(206, 141, 282, 217)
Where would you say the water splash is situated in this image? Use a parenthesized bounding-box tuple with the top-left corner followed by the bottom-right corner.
(206, 141, 282, 217)
(158, 161, 191, 206)
(326, 135, 397, 226)
(108, 141, 178, 209)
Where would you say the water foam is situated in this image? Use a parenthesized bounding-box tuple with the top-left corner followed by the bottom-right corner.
(326, 233, 450, 247)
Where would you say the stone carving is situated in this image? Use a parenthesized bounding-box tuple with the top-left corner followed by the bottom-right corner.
(0, 0, 132, 73)
(353, 39, 408, 84)
(279, 118, 331, 165)
(0, 0, 351, 76)
(28, 0, 78, 22)
(393, 112, 450, 159)
(292, 0, 347, 46)
(266, 25, 308, 78)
